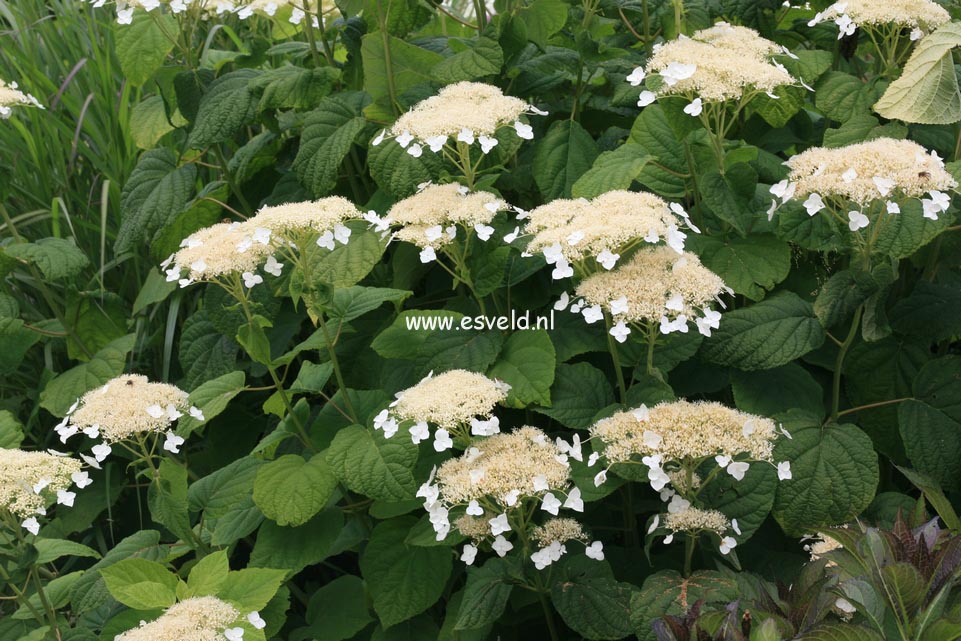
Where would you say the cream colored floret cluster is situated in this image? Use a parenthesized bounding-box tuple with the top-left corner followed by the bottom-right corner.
(664, 507, 731, 535)
(113, 596, 240, 641)
(0, 450, 82, 518)
(435, 427, 570, 505)
(820, 0, 950, 29)
(386, 82, 532, 141)
(575, 247, 728, 325)
(389, 183, 506, 249)
(0, 79, 43, 119)
(785, 138, 956, 205)
(67, 374, 192, 442)
(646, 24, 795, 101)
(524, 190, 691, 263)
(532, 518, 588, 546)
(390, 370, 508, 429)
(590, 400, 778, 464)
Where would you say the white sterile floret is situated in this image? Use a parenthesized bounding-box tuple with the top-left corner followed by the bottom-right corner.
(112, 596, 242, 641)
(389, 183, 506, 249)
(0, 449, 83, 520)
(388, 369, 508, 435)
(820, 0, 949, 32)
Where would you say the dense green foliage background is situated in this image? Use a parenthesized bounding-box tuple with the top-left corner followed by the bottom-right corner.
(3, 0, 961, 639)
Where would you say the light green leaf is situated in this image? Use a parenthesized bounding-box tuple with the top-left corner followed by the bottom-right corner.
(219, 567, 288, 611)
(326, 424, 418, 501)
(70, 529, 165, 614)
(533, 120, 598, 200)
(293, 92, 371, 196)
(361, 33, 444, 114)
(518, 0, 568, 48)
(250, 65, 340, 111)
(250, 509, 343, 574)
(253, 453, 338, 526)
(700, 292, 825, 371)
(0, 410, 23, 448)
(432, 36, 503, 83)
(147, 459, 192, 542)
(4, 237, 89, 280)
(488, 329, 555, 407)
(571, 144, 652, 198)
(359, 517, 452, 628)
(115, 12, 176, 86)
(327, 286, 412, 326)
(185, 549, 230, 598)
(875, 22, 961, 124)
(368, 136, 444, 198)
(34, 539, 101, 565)
(815, 71, 881, 121)
(99, 559, 179, 611)
(629, 105, 687, 197)
(130, 95, 176, 149)
(176, 371, 245, 436)
(40, 335, 136, 417)
(303, 220, 388, 288)
(772, 422, 879, 534)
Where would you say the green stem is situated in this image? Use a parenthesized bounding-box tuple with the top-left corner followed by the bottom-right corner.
(683, 533, 696, 577)
(831, 305, 863, 421)
(301, 1, 325, 66)
(605, 316, 627, 402)
(645, 322, 657, 376)
(318, 313, 359, 422)
(538, 589, 561, 641)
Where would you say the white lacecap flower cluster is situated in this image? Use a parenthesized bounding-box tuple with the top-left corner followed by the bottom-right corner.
(54, 374, 204, 469)
(372, 81, 546, 158)
(0, 448, 91, 535)
(768, 138, 957, 231)
(112, 596, 267, 641)
(646, 508, 741, 556)
(374, 370, 510, 451)
(0, 79, 44, 119)
(626, 23, 801, 113)
(416, 427, 600, 570)
(565, 246, 731, 343)
(808, 0, 950, 40)
(85, 0, 331, 26)
(162, 197, 363, 288)
(522, 190, 700, 282)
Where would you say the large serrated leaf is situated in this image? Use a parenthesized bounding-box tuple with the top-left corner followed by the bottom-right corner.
(690, 233, 790, 301)
(487, 329, 555, 407)
(114, 12, 176, 86)
(293, 92, 371, 196)
(116, 149, 197, 253)
(253, 453, 338, 526)
(326, 424, 418, 501)
(187, 69, 261, 149)
(533, 120, 598, 200)
(4, 237, 89, 280)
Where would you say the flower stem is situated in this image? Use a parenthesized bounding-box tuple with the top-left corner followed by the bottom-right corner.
(318, 313, 359, 422)
(605, 316, 627, 402)
(683, 533, 696, 577)
(831, 305, 863, 422)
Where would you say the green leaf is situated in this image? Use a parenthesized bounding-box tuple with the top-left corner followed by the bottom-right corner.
(116, 148, 197, 253)
(518, 0, 568, 48)
(533, 120, 599, 200)
(304, 575, 373, 641)
(814, 269, 880, 328)
(894, 465, 961, 532)
(250, 65, 340, 111)
(327, 286, 412, 326)
(815, 71, 881, 121)
(70, 529, 165, 613)
(630, 570, 737, 641)
(4, 238, 89, 280)
(700, 462, 778, 542)
(130, 95, 176, 149)
(874, 22, 961, 124)
(147, 459, 192, 542)
(178, 312, 239, 390)
(187, 69, 261, 149)
(253, 453, 338, 526)
(753, 85, 806, 128)
(889, 280, 961, 340)
(733, 362, 824, 418)
(189, 457, 265, 546)
(185, 549, 230, 598)
(871, 199, 952, 258)
(488, 329, 555, 407)
(898, 356, 961, 491)
(34, 539, 100, 565)
(99, 559, 179, 611)
(250, 509, 343, 574)
(699, 164, 758, 235)
(690, 234, 791, 301)
(551, 573, 634, 640)
(218, 567, 287, 611)
(303, 220, 388, 288)
(629, 105, 687, 198)
(700, 292, 825, 371)
(293, 92, 371, 196)
(177, 371, 245, 436)
(798, 624, 885, 641)
(0, 410, 23, 448)
(41, 335, 136, 417)
(455, 558, 517, 630)
(361, 34, 444, 114)
(326, 424, 419, 501)
(368, 136, 444, 198)
(114, 12, 176, 86)
(14, 571, 84, 621)
(0, 319, 39, 376)
(772, 422, 879, 534)
(534, 362, 615, 428)
(360, 517, 452, 628)
(571, 144, 652, 198)
(432, 36, 503, 83)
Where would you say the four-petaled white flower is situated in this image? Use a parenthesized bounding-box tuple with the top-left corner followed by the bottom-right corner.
(626, 67, 646, 86)
(726, 461, 750, 481)
(551, 259, 573, 280)
(719, 535, 737, 555)
(433, 428, 453, 452)
(609, 296, 629, 316)
(770, 180, 796, 203)
(886, 201, 901, 214)
(492, 535, 513, 557)
(514, 121, 534, 140)
(224, 628, 245, 641)
(461, 543, 478, 565)
(419, 247, 437, 263)
(92, 443, 112, 463)
(848, 210, 869, 231)
(585, 540, 604, 560)
(22, 517, 40, 535)
(396, 131, 414, 148)
(466, 500, 484, 516)
(478, 135, 498, 154)
(804, 193, 825, 216)
(582, 305, 604, 324)
(609, 321, 630, 343)
(777, 461, 792, 480)
(660, 62, 697, 86)
(146, 404, 165, 419)
(72, 471, 93, 489)
(841, 167, 858, 183)
(489, 513, 511, 536)
(57, 489, 76, 507)
(242, 271, 263, 288)
(425, 135, 447, 152)
(541, 492, 562, 515)
(683, 98, 703, 117)
(474, 223, 495, 241)
(597, 249, 620, 270)
(554, 292, 570, 311)
(637, 91, 657, 107)
(563, 488, 584, 512)
(873, 176, 895, 197)
(163, 431, 185, 454)
(247, 611, 267, 630)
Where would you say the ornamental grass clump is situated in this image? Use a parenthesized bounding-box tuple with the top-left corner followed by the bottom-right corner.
(55, 374, 204, 473)
(0, 79, 43, 119)
(112, 596, 263, 641)
(0, 449, 87, 535)
(772, 138, 956, 252)
(522, 190, 697, 281)
(372, 81, 545, 186)
(418, 427, 596, 570)
(89, 0, 333, 24)
(376, 369, 510, 451)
